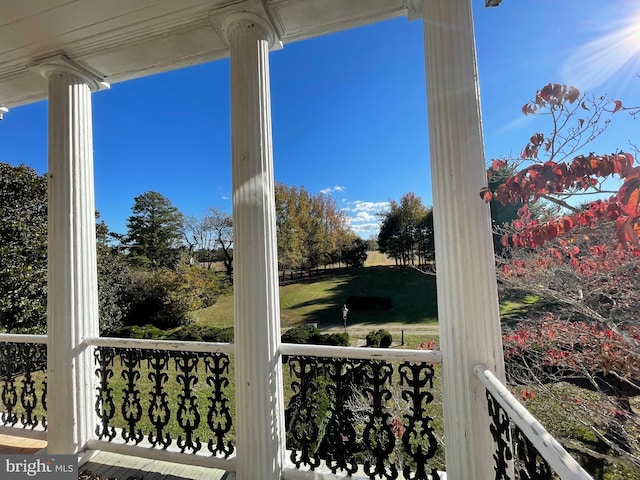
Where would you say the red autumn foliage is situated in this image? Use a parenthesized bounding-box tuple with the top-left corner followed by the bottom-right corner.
(521, 83, 581, 116)
(613, 100, 624, 113)
(390, 416, 405, 438)
(481, 83, 640, 248)
(504, 316, 640, 385)
(489, 85, 640, 468)
(521, 389, 536, 401)
(498, 221, 640, 466)
(503, 317, 640, 465)
(417, 340, 438, 351)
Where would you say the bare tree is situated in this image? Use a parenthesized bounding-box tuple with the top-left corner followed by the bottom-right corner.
(183, 208, 233, 278)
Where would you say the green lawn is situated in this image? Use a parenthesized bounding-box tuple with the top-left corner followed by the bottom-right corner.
(499, 292, 540, 322)
(82, 262, 439, 447)
(191, 294, 234, 328)
(193, 264, 438, 330)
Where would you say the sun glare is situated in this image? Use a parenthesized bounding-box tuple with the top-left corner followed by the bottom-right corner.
(562, 6, 640, 91)
(633, 20, 640, 45)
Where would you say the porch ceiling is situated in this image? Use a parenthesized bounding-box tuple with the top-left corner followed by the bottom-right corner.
(0, 0, 501, 109)
(0, 0, 404, 108)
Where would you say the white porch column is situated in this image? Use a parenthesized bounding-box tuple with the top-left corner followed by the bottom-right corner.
(415, 1, 505, 478)
(36, 56, 108, 454)
(222, 12, 286, 480)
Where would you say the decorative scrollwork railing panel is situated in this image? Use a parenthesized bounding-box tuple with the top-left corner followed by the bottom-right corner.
(94, 346, 234, 458)
(476, 364, 592, 480)
(486, 390, 557, 480)
(284, 355, 443, 480)
(0, 341, 47, 430)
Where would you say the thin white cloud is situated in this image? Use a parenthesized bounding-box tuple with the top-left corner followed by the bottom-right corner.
(350, 222, 381, 234)
(343, 200, 390, 238)
(348, 200, 390, 214)
(320, 185, 346, 195)
(218, 186, 231, 201)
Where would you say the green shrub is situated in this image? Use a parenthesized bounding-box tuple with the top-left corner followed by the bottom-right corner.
(379, 330, 392, 348)
(123, 269, 195, 329)
(108, 324, 166, 339)
(282, 324, 349, 346)
(365, 329, 392, 348)
(166, 325, 234, 343)
(97, 244, 131, 335)
(121, 265, 234, 330)
(282, 325, 320, 344)
(365, 331, 378, 347)
(177, 264, 232, 309)
(165, 324, 204, 341)
(316, 332, 350, 346)
(205, 326, 234, 342)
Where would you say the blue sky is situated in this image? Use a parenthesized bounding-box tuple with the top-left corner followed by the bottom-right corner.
(1, 1, 639, 239)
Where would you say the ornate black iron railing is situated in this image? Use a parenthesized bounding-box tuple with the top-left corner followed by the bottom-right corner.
(486, 389, 556, 480)
(0, 340, 47, 430)
(475, 364, 593, 480)
(94, 346, 234, 458)
(0, 333, 597, 480)
(284, 354, 443, 480)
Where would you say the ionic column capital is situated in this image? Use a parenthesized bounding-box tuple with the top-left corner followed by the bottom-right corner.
(31, 54, 109, 91)
(210, 2, 282, 51)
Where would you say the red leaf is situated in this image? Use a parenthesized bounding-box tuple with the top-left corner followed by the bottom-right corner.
(578, 212, 592, 226)
(479, 187, 492, 202)
(562, 217, 574, 232)
(530, 133, 544, 146)
(613, 100, 623, 112)
(618, 174, 640, 215)
(606, 203, 621, 220)
(623, 189, 640, 215)
(522, 103, 535, 115)
(539, 84, 553, 101)
(492, 160, 506, 171)
(517, 204, 529, 218)
(616, 218, 640, 247)
(527, 145, 539, 159)
(566, 86, 580, 103)
(612, 153, 635, 178)
(578, 118, 584, 128)
(581, 101, 590, 111)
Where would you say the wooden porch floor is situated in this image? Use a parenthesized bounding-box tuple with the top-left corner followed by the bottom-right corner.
(0, 435, 229, 480)
(0, 433, 47, 454)
(80, 451, 229, 480)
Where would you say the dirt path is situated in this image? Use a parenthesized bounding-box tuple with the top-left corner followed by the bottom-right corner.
(319, 324, 439, 336)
